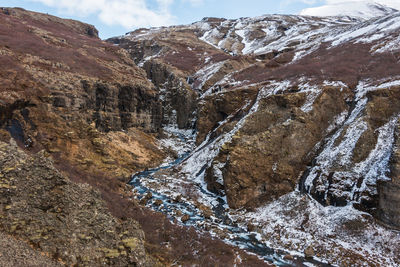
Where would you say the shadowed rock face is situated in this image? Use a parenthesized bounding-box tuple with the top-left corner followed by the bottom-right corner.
(142, 60, 197, 129)
(378, 181, 400, 229)
(378, 121, 400, 229)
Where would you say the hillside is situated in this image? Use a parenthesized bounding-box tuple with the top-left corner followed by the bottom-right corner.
(0, 7, 269, 266)
(300, 1, 398, 19)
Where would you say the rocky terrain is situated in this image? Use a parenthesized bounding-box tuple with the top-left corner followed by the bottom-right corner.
(0, 7, 269, 266)
(109, 5, 400, 266)
(1, 3, 400, 266)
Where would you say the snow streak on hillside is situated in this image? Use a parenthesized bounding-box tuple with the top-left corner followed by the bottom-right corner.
(194, 15, 356, 57)
(303, 80, 400, 207)
(147, 79, 400, 267)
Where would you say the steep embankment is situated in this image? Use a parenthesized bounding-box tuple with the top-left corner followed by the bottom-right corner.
(0, 7, 163, 266)
(111, 10, 400, 266)
(0, 7, 168, 180)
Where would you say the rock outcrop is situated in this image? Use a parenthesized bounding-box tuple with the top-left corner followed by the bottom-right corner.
(0, 7, 166, 179)
(142, 60, 197, 129)
(378, 121, 400, 229)
(197, 87, 258, 145)
(378, 181, 400, 229)
(211, 85, 352, 208)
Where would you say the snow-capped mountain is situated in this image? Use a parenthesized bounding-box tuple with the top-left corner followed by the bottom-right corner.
(300, 1, 399, 19)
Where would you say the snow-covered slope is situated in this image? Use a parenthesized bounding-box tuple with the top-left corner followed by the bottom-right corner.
(300, 1, 398, 19)
(325, 12, 400, 52)
(113, 14, 358, 61)
(195, 15, 355, 57)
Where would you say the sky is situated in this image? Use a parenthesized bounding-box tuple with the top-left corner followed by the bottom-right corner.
(1, 0, 399, 39)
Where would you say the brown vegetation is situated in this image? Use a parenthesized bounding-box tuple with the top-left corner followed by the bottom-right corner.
(55, 157, 270, 266)
(233, 43, 400, 89)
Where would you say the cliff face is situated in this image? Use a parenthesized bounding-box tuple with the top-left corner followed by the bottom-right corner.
(0, 7, 163, 133)
(378, 122, 400, 228)
(142, 60, 197, 129)
(0, 7, 166, 179)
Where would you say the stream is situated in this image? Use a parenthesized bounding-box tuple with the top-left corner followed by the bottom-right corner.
(129, 135, 332, 267)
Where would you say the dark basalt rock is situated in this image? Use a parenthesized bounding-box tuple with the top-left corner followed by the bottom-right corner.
(143, 60, 197, 129)
(378, 181, 400, 229)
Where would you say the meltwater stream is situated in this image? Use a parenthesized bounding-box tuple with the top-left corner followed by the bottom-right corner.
(129, 152, 331, 267)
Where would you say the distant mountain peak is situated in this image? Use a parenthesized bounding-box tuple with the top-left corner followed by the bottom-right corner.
(300, 1, 399, 20)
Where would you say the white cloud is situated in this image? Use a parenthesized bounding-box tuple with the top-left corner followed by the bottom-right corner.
(28, 0, 176, 29)
(181, 0, 204, 6)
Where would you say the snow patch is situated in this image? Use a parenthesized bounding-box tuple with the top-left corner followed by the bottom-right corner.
(300, 1, 397, 20)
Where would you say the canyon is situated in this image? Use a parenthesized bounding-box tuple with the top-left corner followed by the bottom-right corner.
(1, 5, 400, 266)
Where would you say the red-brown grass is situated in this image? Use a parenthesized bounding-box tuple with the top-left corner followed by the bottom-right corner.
(0, 10, 139, 84)
(233, 42, 400, 89)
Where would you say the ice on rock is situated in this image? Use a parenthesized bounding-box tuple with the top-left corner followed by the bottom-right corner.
(303, 79, 400, 206)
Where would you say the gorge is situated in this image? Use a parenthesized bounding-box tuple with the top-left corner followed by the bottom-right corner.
(0, 5, 400, 266)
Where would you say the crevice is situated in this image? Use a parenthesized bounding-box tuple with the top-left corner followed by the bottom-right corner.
(298, 94, 360, 195)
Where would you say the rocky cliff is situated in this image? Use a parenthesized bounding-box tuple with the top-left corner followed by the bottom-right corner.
(114, 11, 400, 219)
(0, 7, 166, 178)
